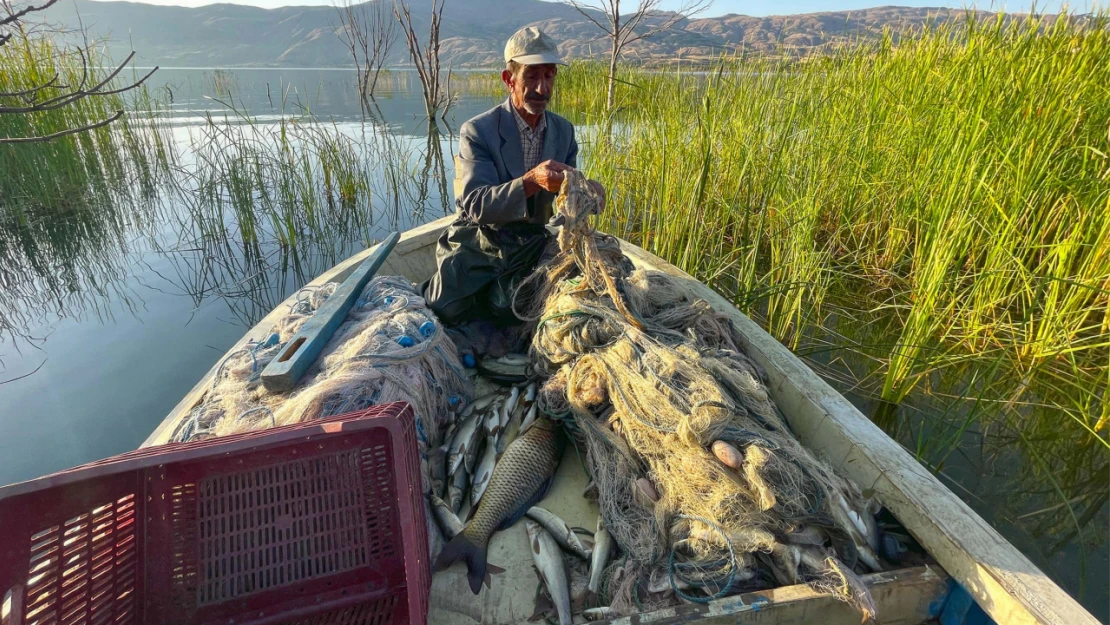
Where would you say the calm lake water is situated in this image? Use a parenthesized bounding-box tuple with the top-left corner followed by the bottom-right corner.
(0, 68, 1105, 620)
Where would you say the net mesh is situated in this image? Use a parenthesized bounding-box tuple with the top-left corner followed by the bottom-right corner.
(174, 275, 473, 463)
(515, 170, 879, 620)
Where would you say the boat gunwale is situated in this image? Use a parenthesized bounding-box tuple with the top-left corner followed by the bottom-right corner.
(142, 215, 1098, 625)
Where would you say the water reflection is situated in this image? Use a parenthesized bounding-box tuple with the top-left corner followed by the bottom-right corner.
(0, 130, 170, 353)
(0, 68, 498, 489)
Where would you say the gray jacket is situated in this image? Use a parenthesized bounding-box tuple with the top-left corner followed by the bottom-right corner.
(452, 99, 578, 227)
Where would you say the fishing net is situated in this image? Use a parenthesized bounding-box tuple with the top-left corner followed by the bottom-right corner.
(173, 275, 473, 460)
(515, 170, 880, 620)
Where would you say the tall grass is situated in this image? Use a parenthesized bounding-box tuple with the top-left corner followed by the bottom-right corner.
(0, 31, 173, 346)
(0, 33, 172, 207)
(163, 78, 454, 325)
(559, 12, 1108, 551)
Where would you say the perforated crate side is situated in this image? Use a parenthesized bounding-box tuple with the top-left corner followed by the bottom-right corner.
(0, 472, 145, 625)
(0, 403, 428, 625)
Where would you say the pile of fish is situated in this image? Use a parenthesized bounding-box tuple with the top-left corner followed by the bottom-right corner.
(424, 361, 618, 625)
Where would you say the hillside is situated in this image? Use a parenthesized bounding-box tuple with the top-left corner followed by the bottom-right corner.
(39, 1, 1010, 67)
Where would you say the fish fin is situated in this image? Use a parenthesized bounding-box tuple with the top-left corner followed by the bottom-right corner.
(495, 474, 556, 531)
(482, 562, 507, 589)
(434, 532, 487, 595)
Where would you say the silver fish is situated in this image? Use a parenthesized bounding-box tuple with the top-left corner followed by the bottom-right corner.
(785, 525, 826, 547)
(831, 493, 881, 570)
(584, 607, 614, 621)
(524, 381, 537, 403)
(526, 507, 592, 560)
(502, 386, 520, 427)
(496, 403, 525, 456)
(587, 519, 613, 599)
(467, 392, 499, 414)
(430, 493, 465, 539)
(448, 411, 482, 475)
(485, 405, 502, 440)
(470, 435, 497, 506)
(448, 464, 468, 514)
(429, 444, 448, 498)
(441, 411, 457, 448)
(769, 542, 802, 585)
(526, 520, 572, 625)
(465, 424, 488, 473)
(435, 418, 565, 594)
(520, 403, 538, 434)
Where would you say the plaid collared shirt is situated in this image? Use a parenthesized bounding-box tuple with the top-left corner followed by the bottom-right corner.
(511, 102, 547, 173)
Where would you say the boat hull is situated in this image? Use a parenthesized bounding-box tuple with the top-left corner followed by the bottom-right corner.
(144, 215, 1096, 625)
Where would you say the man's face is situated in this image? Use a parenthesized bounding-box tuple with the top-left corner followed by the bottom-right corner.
(502, 63, 558, 116)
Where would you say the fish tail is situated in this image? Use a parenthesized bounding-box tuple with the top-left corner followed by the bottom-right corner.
(434, 531, 487, 595)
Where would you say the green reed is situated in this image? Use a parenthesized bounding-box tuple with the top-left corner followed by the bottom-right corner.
(168, 79, 455, 324)
(0, 31, 174, 347)
(0, 32, 172, 208)
(559, 12, 1109, 547)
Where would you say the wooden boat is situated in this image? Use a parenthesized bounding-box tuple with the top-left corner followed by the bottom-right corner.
(143, 216, 1098, 625)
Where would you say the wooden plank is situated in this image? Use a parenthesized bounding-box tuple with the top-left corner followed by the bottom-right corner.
(617, 242, 1098, 625)
(141, 217, 454, 448)
(260, 231, 400, 392)
(593, 566, 947, 625)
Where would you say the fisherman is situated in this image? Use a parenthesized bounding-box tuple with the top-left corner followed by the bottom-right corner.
(422, 27, 605, 327)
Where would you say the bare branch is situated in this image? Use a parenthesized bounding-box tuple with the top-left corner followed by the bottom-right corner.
(623, 0, 712, 45)
(0, 0, 60, 28)
(0, 51, 157, 114)
(1, 109, 124, 143)
(0, 71, 59, 98)
(0, 109, 125, 143)
(334, 0, 396, 106)
(1, 0, 159, 140)
(394, 0, 449, 119)
(566, 0, 613, 36)
(565, 0, 713, 110)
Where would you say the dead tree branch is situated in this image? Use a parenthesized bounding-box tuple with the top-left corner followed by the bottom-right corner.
(566, 0, 712, 109)
(1, 0, 158, 141)
(335, 0, 397, 109)
(394, 0, 451, 121)
(0, 109, 121, 143)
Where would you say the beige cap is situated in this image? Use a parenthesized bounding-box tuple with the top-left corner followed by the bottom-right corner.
(504, 27, 565, 66)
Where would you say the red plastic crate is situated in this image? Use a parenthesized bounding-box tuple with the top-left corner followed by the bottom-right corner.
(0, 403, 430, 625)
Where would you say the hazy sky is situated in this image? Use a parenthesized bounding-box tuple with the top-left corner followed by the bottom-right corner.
(88, 0, 1098, 15)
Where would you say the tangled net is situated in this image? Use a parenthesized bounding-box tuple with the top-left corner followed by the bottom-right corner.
(515, 170, 880, 620)
(174, 275, 473, 453)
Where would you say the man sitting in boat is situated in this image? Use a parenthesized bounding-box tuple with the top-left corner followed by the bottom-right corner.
(422, 27, 604, 327)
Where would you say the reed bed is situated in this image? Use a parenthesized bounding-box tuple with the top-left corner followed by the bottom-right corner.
(557, 12, 1108, 560)
(0, 34, 173, 207)
(0, 32, 174, 346)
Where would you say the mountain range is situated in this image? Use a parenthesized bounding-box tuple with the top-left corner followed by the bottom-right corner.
(40, 1, 1010, 67)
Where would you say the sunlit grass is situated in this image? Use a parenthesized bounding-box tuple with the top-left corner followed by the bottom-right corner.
(559, 11, 1109, 550)
(0, 33, 172, 207)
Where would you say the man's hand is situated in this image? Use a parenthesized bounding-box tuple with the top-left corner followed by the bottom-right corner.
(523, 160, 570, 196)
